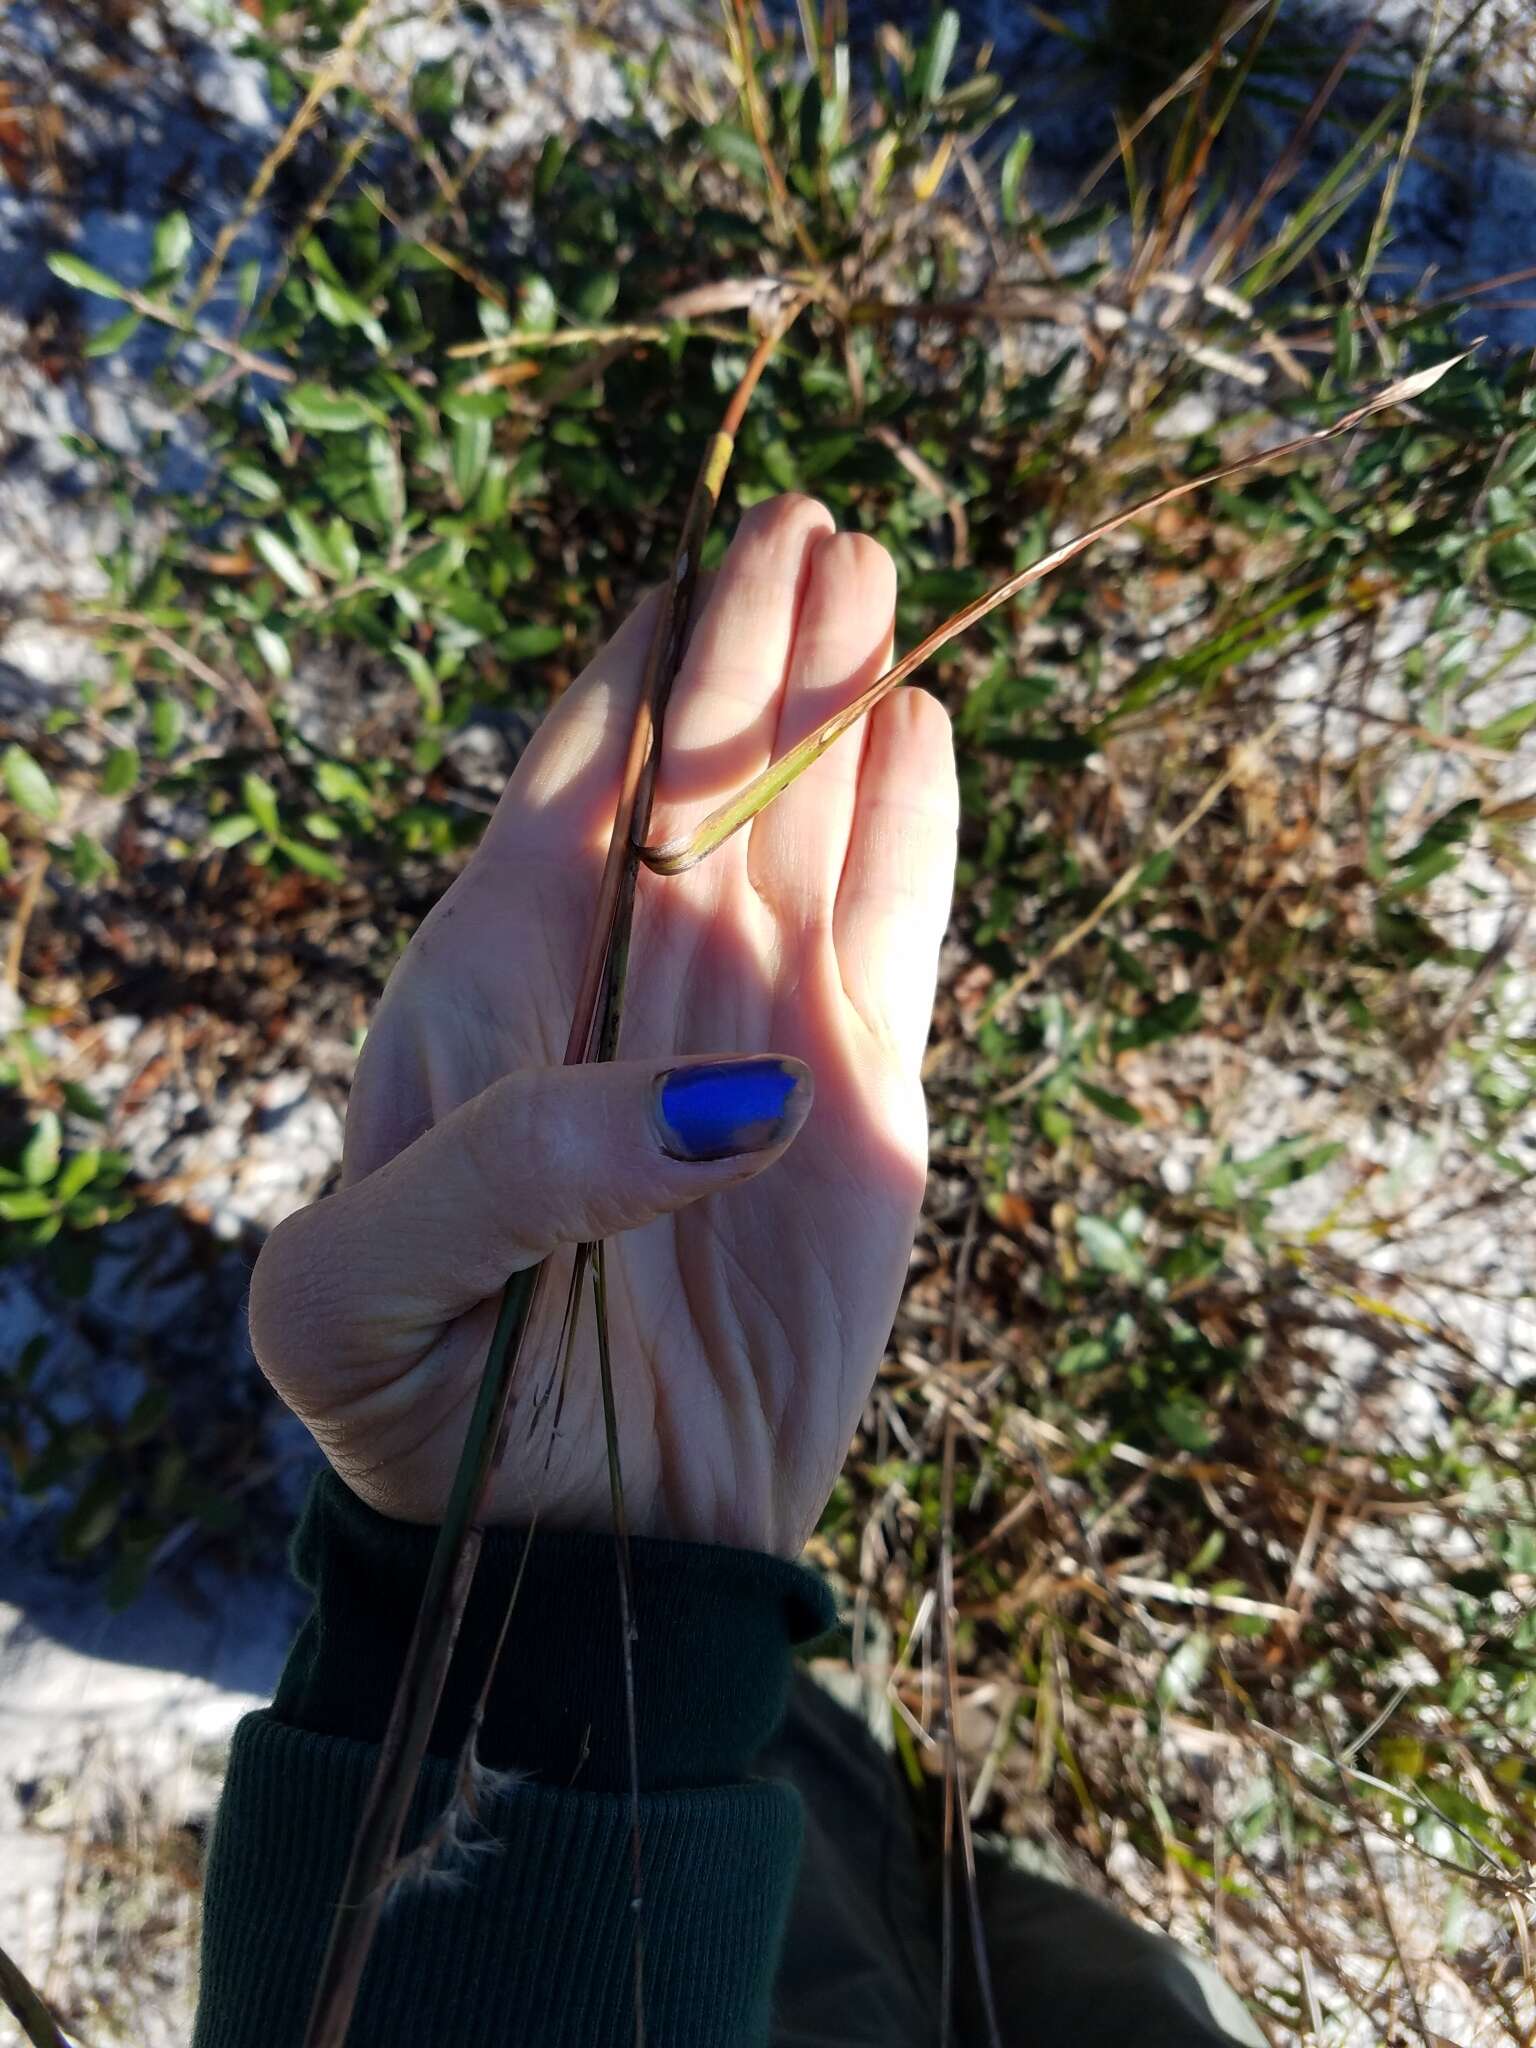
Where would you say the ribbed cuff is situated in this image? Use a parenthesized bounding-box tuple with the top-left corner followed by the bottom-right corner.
(195, 1715, 803, 2048)
(272, 1471, 835, 1792)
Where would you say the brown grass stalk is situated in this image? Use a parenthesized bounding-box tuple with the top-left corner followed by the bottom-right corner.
(0, 1939, 73, 2048)
(299, 301, 804, 2048)
(639, 354, 1470, 877)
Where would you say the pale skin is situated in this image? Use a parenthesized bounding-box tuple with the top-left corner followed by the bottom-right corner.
(249, 494, 959, 1557)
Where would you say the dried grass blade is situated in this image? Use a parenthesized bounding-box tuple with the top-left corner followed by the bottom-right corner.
(593, 1241, 646, 2046)
(939, 1414, 1003, 2048)
(300, 302, 805, 2048)
(0, 1939, 74, 2048)
(639, 352, 1472, 876)
(300, 1262, 543, 2048)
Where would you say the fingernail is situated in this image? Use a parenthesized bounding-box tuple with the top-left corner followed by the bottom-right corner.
(653, 1057, 812, 1163)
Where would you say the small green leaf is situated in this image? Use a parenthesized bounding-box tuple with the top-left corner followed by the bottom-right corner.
(1056, 1337, 1110, 1377)
(1473, 700, 1536, 749)
(393, 641, 441, 723)
(451, 414, 492, 502)
(151, 210, 193, 280)
(277, 836, 344, 881)
(60, 1474, 122, 1558)
(313, 760, 372, 807)
(101, 745, 139, 797)
(516, 273, 558, 333)
(55, 1149, 102, 1204)
(288, 508, 340, 579)
(3, 744, 61, 822)
(241, 772, 281, 837)
(1000, 129, 1033, 225)
(150, 694, 183, 759)
(1158, 1397, 1215, 1454)
(1156, 1631, 1212, 1709)
(1075, 1214, 1141, 1277)
(1386, 798, 1479, 899)
(500, 622, 565, 659)
(22, 1112, 63, 1188)
(367, 429, 404, 529)
(122, 1385, 171, 1447)
(440, 388, 510, 423)
(1188, 1528, 1225, 1576)
(914, 9, 960, 106)
(570, 268, 620, 322)
(286, 385, 377, 432)
(47, 251, 128, 300)
(311, 276, 387, 351)
(535, 133, 568, 199)
(1075, 1080, 1143, 1126)
(1289, 475, 1338, 530)
(228, 462, 283, 504)
(701, 122, 767, 183)
(251, 529, 318, 599)
(207, 813, 260, 849)
(252, 624, 293, 680)
(61, 1082, 107, 1122)
(68, 831, 114, 885)
(1114, 990, 1201, 1051)
(437, 588, 505, 638)
(84, 309, 144, 357)
(325, 516, 361, 582)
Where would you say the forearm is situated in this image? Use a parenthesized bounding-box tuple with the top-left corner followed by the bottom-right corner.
(194, 1473, 833, 2048)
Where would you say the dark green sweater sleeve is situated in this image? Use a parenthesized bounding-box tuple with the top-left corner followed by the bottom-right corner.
(195, 1473, 835, 2048)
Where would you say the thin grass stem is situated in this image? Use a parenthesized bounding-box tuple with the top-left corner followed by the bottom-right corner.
(638, 354, 1471, 877)
(0, 1937, 79, 2048)
(594, 1241, 646, 2047)
(300, 301, 805, 2048)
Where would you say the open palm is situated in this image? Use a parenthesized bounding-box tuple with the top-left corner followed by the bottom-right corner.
(250, 495, 957, 1554)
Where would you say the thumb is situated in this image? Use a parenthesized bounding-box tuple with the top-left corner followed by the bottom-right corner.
(250, 1053, 812, 1379)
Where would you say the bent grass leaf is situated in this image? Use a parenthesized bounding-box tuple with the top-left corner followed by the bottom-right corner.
(639, 355, 1472, 876)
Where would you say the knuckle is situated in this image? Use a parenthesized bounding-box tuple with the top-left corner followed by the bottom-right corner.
(741, 491, 832, 546)
(249, 1206, 334, 1385)
(832, 529, 894, 581)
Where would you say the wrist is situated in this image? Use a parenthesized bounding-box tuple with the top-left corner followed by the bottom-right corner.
(273, 1471, 837, 1791)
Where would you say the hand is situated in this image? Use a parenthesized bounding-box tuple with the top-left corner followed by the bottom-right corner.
(250, 495, 958, 1554)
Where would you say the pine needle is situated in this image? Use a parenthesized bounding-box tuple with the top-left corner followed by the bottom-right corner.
(638, 354, 1473, 877)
